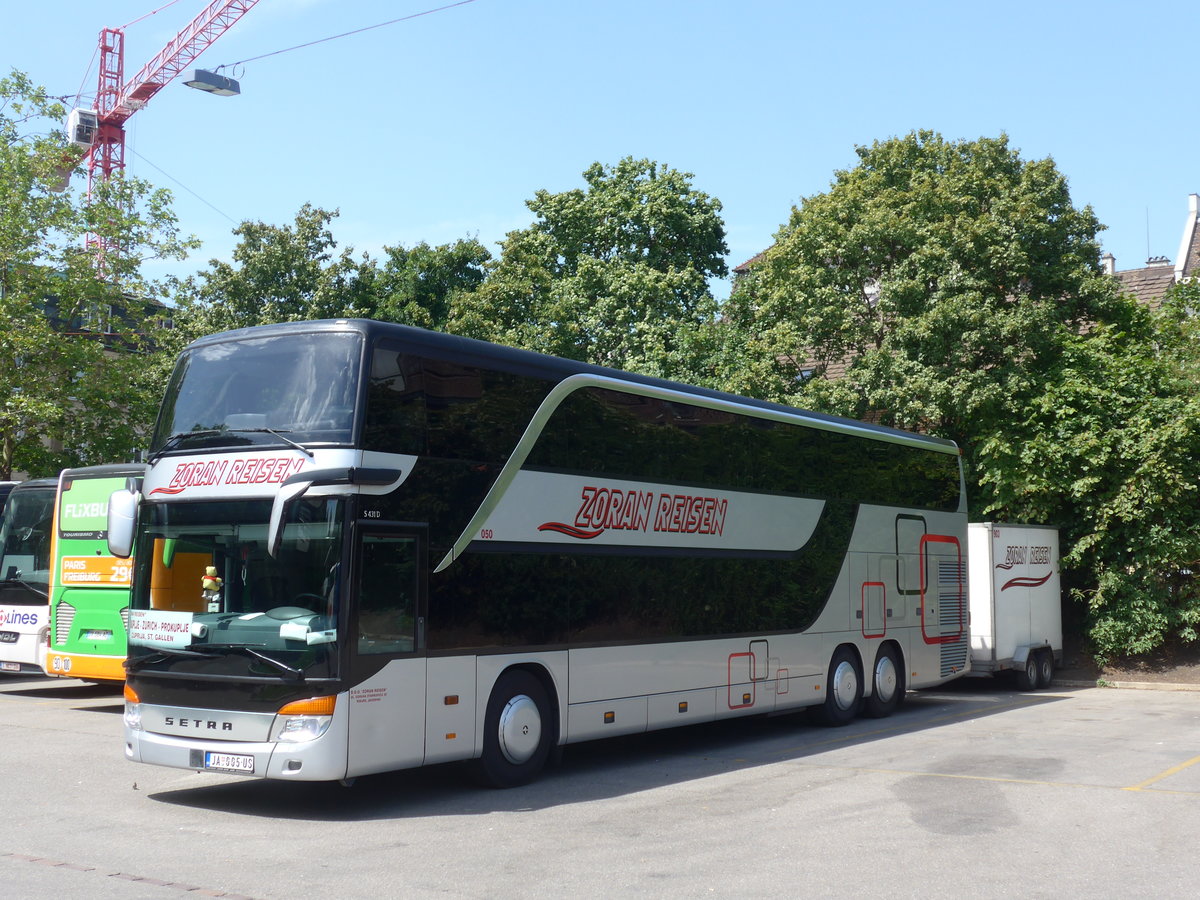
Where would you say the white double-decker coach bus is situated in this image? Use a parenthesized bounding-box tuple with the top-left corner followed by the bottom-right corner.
(112, 319, 967, 787)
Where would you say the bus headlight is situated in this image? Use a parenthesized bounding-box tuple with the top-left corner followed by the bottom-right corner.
(123, 683, 142, 731)
(270, 696, 336, 744)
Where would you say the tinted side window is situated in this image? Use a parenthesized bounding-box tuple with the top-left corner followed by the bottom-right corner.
(528, 387, 960, 511)
(357, 535, 418, 655)
(363, 349, 427, 455)
(363, 347, 554, 463)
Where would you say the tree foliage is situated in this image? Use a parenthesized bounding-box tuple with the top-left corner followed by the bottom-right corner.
(727, 129, 1200, 660)
(977, 287, 1200, 661)
(0, 70, 195, 479)
(170, 204, 374, 341)
(369, 238, 490, 330)
(171, 205, 493, 345)
(729, 131, 1121, 441)
(451, 157, 728, 376)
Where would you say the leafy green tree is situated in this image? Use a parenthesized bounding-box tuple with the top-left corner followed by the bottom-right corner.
(171, 204, 375, 343)
(370, 238, 491, 329)
(728, 131, 1123, 454)
(979, 291, 1200, 661)
(0, 70, 195, 479)
(171, 205, 491, 351)
(451, 157, 728, 376)
(728, 129, 1199, 660)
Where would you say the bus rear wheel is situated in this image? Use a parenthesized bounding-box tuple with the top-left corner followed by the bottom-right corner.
(863, 645, 904, 718)
(474, 669, 554, 788)
(813, 646, 862, 726)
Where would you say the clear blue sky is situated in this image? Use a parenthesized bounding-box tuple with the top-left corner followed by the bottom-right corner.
(4, 0, 1198, 297)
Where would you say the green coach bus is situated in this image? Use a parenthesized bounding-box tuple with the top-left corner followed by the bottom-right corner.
(44, 464, 146, 683)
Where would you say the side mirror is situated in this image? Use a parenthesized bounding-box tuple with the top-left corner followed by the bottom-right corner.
(267, 477, 317, 559)
(107, 489, 140, 559)
(267, 467, 402, 558)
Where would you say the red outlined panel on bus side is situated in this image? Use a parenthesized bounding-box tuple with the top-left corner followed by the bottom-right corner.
(919, 534, 964, 645)
(861, 581, 886, 639)
(727, 652, 756, 709)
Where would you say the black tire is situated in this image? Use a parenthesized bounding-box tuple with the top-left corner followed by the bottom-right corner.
(1015, 653, 1038, 691)
(1036, 649, 1054, 688)
(862, 644, 905, 718)
(473, 669, 554, 788)
(813, 646, 862, 726)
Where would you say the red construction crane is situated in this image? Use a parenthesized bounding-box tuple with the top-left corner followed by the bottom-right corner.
(72, 0, 261, 264)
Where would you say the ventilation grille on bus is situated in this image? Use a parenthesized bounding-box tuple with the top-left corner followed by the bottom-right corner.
(938, 559, 968, 677)
(55, 602, 77, 646)
(120, 607, 130, 631)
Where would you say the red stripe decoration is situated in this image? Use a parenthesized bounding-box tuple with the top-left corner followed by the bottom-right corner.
(537, 522, 604, 540)
(1001, 572, 1052, 591)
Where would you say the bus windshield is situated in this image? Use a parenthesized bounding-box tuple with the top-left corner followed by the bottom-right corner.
(151, 331, 363, 455)
(0, 485, 55, 604)
(127, 497, 344, 680)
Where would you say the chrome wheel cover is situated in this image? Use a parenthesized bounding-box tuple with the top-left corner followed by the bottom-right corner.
(874, 654, 898, 704)
(832, 659, 859, 711)
(498, 693, 542, 765)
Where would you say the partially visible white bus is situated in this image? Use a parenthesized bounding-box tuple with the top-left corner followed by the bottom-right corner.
(114, 320, 968, 786)
(0, 478, 57, 675)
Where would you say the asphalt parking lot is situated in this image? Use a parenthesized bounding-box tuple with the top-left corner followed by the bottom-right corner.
(2, 674, 1198, 899)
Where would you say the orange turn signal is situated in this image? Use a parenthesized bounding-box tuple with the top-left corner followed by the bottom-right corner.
(277, 696, 336, 716)
(123, 683, 140, 703)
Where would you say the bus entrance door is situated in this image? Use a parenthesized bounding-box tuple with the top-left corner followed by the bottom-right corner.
(346, 527, 428, 777)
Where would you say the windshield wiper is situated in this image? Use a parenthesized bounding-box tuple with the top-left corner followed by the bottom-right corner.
(228, 428, 315, 458)
(147, 430, 225, 463)
(202, 643, 306, 681)
(0, 578, 48, 599)
(124, 643, 306, 682)
(124, 645, 218, 673)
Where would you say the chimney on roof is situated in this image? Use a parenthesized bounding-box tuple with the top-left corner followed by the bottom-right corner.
(1101, 252, 1116, 275)
(1147, 255, 1172, 267)
(1175, 193, 1200, 282)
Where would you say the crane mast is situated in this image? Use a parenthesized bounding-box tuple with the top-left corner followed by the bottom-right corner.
(82, 0, 260, 263)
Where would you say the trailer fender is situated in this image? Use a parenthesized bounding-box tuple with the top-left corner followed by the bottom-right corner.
(1012, 643, 1051, 666)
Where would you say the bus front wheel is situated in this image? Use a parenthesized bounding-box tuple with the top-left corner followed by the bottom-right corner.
(474, 669, 554, 788)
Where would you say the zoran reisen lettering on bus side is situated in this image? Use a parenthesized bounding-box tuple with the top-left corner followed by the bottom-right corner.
(540, 485, 728, 540)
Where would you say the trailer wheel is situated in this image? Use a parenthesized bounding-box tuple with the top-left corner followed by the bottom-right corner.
(473, 669, 554, 788)
(813, 646, 862, 726)
(1015, 654, 1038, 691)
(1036, 649, 1054, 688)
(863, 645, 904, 718)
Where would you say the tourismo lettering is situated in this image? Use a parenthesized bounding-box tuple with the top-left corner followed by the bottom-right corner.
(538, 485, 727, 540)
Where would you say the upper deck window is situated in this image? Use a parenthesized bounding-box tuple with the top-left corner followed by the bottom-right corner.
(151, 332, 363, 455)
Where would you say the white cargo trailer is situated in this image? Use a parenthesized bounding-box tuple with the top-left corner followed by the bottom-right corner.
(968, 523, 1062, 689)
